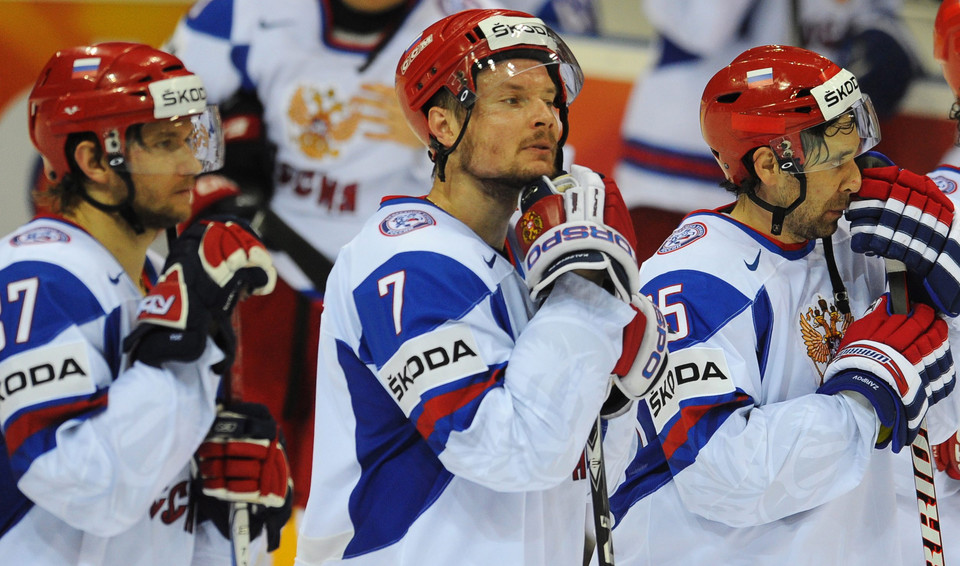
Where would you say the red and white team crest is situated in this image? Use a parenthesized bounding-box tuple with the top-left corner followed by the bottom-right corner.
(799, 294, 853, 385)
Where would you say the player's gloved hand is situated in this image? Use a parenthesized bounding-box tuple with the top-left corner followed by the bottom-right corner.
(611, 294, 670, 402)
(516, 165, 639, 302)
(847, 163, 960, 316)
(933, 430, 960, 480)
(123, 219, 277, 368)
(194, 402, 294, 552)
(817, 294, 955, 452)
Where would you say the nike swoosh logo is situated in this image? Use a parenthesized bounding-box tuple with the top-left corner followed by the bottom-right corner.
(259, 19, 296, 29)
(484, 255, 497, 268)
(108, 271, 123, 284)
(744, 250, 761, 271)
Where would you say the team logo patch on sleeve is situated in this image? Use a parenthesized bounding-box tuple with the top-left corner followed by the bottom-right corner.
(657, 222, 706, 254)
(378, 324, 487, 417)
(11, 228, 70, 246)
(0, 341, 94, 429)
(930, 174, 958, 195)
(379, 210, 436, 236)
(647, 347, 734, 434)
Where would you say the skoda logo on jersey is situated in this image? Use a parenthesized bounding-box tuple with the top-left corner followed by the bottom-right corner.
(380, 210, 436, 236)
(931, 174, 958, 195)
(658, 222, 706, 254)
(11, 227, 70, 246)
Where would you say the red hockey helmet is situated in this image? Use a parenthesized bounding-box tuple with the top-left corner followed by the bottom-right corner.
(700, 45, 880, 186)
(29, 42, 223, 182)
(935, 0, 960, 98)
(395, 9, 583, 150)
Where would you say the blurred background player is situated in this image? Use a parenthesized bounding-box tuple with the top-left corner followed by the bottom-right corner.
(295, 9, 668, 565)
(616, 0, 920, 261)
(0, 42, 287, 565)
(606, 44, 960, 565)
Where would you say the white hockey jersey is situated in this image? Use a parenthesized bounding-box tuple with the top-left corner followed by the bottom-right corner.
(166, 0, 502, 287)
(616, 0, 912, 214)
(0, 217, 229, 565)
(295, 196, 637, 565)
(607, 211, 960, 565)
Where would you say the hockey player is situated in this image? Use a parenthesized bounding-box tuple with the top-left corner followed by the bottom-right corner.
(617, 0, 919, 261)
(606, 45, 960, 565)
(0, 43, 289, 565)
(163, 0, 518, 513)
(294, 9, 669, 565)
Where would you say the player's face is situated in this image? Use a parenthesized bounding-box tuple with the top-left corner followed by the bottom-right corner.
(125, 118, 203, 229)
(780, 118, 863, 242)
(457, 60, 561, 188)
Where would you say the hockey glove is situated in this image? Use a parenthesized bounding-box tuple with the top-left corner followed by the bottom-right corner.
(847, 165, 960, 316)
(195, 402, 293, 552)
(933, 430, 960, 481)
(124, 220, 277, 368)
(818, 294, 955, 452)
(516, 165, 640, 303)
(610, 294, 670, 400)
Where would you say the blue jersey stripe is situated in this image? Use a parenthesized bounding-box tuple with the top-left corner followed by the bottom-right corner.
(338, 339, 452, 558)
(185, 0, 233, 39)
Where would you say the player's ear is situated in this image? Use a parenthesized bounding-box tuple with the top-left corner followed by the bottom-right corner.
(753, 147, 780, 188)
(428, 106, 461, 148)
(73, 140, 111, 184)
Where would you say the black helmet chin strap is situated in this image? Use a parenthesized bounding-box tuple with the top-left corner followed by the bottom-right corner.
(432, 106, 474, 183)
(747, 167, 807, 236)
(78, 154, 145, 234)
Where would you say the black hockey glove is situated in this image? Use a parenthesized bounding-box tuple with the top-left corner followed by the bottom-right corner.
(123, 219, 276, 369)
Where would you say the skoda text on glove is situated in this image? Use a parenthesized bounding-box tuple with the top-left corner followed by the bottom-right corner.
(524, 225, 635, 270)
(378, 325, 488, 418)
(648, 348, 734, 434)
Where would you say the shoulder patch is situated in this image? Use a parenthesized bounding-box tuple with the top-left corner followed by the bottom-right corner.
(658, 222, 706, 254)
(379, 210, 436, 236)
(10, 228, 70, 247)
(930, 174, 958, 195)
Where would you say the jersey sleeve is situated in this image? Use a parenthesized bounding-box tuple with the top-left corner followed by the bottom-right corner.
(638, 269, 880, 527)
(165, 0, 253, 102)
(643, 0, 760, 54)
(353, 251, 634, 492)
(0, 261, 222, 537)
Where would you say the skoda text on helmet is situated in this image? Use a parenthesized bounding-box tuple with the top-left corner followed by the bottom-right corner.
(395, 9, 584, 181)
(28, 42, 224, 232)
(700, 45, 881, 234)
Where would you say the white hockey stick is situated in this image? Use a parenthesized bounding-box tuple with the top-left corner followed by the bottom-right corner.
(885, 258, 946, 566)
(586, 415, 614, 566)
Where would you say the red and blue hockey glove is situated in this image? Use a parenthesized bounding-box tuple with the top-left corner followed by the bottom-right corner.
(933, 430, 960, 480)
(847, 164, 960, 316)
(124, 219, 276, 368)
(818, 295, 955, 452)
(516, 165, 640, 303)
(195, 402, 293, 552)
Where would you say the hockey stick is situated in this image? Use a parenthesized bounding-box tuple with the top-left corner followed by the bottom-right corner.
(226, 306, 252, 566)
(586, 415, 614, 566)
(167, 226, 252, 566)
(885, 258, 946, 565)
